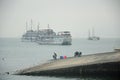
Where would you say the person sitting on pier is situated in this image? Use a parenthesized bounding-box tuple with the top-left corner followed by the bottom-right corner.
(74, 51, 79, 57)
(74, 51, 82, 57)
(53, 52, 57, 60)
(78, 52, 82, 57)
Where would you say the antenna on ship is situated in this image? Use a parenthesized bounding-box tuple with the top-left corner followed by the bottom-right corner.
(25, 21, 28, 33)
(30, 19, 33, 41)
(31, 19, 33, 31)
(37, 22, 40, 37)
(36, 22, 40, 40)
(92, 27, 95, 37)
(88, 29, 91, 38)
(37, 22, 40, 31)
(48, 24, 50, 29)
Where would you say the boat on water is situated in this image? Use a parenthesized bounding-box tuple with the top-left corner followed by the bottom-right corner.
(36, 30, 72, 45)
(88, 28, 100, 40)
(22, 22, 72, 45)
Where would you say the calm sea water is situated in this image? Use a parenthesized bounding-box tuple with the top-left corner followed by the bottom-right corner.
(0, 38, 120, 80)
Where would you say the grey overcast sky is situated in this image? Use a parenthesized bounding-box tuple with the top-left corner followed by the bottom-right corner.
(0, 0, 120, 38)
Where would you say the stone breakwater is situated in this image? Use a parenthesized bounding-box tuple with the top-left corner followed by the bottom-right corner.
(15, 49, 120, 77)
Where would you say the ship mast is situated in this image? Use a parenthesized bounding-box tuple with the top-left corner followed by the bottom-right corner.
(48, 24, 50, 29)
(37, 22, 40, 31)
(31, 19, 33, 31)
(34, 22, 40, 41)
(37, 22, 40, 37)
(88, 29, 91, 38)
(92, 27, 95, 37)
(30, 19, 33, 41)
(25, 21, 28, 33)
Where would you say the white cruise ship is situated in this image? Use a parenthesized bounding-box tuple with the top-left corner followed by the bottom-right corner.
(22, 24, 72, 45)
(36, 29, 72, 45)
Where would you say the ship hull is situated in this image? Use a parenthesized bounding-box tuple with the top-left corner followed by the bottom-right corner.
(88, 37, 100, 40)
(36, 38, 72, 45)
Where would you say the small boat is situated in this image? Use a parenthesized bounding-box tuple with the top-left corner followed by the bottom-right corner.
(88, 28, 100, 40)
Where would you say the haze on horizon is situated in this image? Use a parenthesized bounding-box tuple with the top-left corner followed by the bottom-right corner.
(0, 0, 120, 38)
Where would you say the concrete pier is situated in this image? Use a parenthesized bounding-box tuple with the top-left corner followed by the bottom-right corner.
(15, 49, 120, 77)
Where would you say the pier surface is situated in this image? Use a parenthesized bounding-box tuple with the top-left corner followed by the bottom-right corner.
(15, 49, 120, 77)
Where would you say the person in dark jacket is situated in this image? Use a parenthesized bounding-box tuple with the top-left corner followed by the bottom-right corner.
(74, 51, 79, 57)
(53, 52, 57, 60)
(78, 51, 82, 57)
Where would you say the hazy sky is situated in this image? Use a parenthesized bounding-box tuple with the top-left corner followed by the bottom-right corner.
(0, 0, 120, 38)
